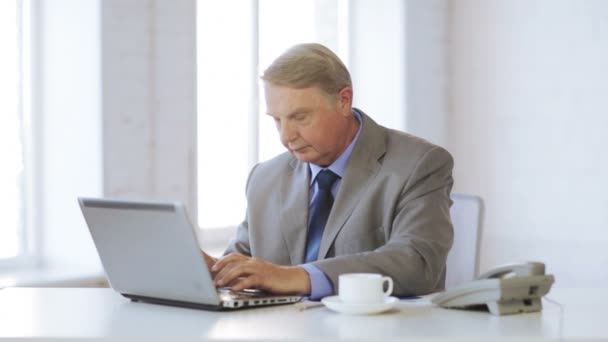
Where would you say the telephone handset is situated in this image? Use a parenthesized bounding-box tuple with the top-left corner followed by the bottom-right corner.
(477, 261, 546, 279)
(432, 261, 555, 315)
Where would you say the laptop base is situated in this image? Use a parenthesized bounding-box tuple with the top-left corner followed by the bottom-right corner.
(123, 293, 296, 311)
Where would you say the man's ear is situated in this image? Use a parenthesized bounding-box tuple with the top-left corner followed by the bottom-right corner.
(337, 86, 353, 115)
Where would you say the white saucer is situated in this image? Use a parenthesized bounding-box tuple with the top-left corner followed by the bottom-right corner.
(321, 296, 398, 315)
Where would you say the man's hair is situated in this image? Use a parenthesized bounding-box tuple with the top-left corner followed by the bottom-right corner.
(261, 43, 352, 97)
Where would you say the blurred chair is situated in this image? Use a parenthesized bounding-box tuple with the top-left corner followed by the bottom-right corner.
(445, 193, 484, 289)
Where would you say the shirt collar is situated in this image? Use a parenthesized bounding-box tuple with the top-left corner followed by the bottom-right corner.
(309, 109, 363, 184)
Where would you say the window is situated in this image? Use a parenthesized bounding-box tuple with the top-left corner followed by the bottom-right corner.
(197, 0, 348, 230)
(0, 0, 26, 264)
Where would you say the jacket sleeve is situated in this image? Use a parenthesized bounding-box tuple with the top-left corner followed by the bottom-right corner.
(223, 164, 260, 256)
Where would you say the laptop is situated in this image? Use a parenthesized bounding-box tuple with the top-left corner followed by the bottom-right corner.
(78, 197, 302, 310)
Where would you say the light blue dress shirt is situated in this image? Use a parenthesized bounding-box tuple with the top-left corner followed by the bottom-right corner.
(299, 109, 363, 300)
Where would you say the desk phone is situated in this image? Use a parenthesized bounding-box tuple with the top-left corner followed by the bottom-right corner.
(432, 261, 555, 315)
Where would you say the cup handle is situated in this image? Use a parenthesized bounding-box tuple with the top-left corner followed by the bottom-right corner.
(382, 276, 393, 297)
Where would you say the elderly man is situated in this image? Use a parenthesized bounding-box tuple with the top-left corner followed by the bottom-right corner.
(202, 43, 454, 300)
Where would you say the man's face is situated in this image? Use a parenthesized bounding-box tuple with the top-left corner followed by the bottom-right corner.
(264, 82, 354, 167)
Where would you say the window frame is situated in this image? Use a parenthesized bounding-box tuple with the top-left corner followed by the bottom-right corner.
(0, 0, 42, 271)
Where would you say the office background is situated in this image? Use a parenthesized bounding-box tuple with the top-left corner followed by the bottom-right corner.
(1, 0, 607, 289)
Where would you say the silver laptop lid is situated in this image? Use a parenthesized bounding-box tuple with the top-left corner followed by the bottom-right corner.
(79, 197, 221, 306)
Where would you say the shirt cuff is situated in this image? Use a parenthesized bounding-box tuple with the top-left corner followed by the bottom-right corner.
(299, 264, 334, 300)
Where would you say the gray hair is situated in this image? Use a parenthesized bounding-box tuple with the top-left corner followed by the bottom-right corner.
(261, 43, 352, 97)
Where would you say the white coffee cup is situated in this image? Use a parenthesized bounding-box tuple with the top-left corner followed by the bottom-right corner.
(338, 273, 394, 305)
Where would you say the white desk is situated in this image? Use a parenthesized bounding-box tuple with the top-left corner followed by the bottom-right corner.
(0, 288, 603, 340)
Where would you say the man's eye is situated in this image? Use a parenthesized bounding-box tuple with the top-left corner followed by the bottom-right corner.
(294, 113, 307, 121)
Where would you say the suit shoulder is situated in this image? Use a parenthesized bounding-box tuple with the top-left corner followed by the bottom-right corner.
(383, 128, 453, 170)
(387, 128, 450, 156)
(248, 151, 293, 185)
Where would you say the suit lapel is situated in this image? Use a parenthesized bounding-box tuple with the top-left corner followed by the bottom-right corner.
(318, 111, 387, 260)
(279, 158, 310, 265)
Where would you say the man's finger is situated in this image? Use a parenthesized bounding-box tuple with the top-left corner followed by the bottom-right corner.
(212, 253, 245, 273)
(214, 261, 255, 287)
(230, 275, 261, 292)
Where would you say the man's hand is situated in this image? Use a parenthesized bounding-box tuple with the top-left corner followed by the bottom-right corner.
(211, 253, 311, 295)
(201, 250, 218, 270)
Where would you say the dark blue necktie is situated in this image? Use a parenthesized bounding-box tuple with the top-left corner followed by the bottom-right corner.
(304, 169, 340, 263)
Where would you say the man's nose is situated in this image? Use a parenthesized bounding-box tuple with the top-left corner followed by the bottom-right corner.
(280, 121, 297, 143)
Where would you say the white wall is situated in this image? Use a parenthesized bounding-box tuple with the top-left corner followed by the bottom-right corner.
(448, 0, 608, 286)
(348, 0, 449, 146)
(349, 0, 406, 130)
(404, 0, 449, 147)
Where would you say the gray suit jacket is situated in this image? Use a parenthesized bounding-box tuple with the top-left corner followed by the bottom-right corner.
(225, 109, 454, 296)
